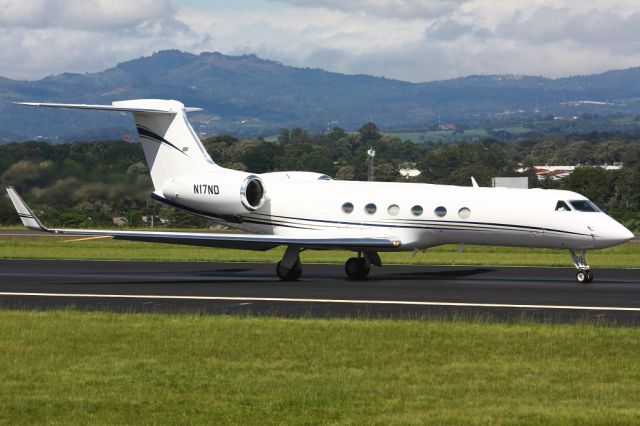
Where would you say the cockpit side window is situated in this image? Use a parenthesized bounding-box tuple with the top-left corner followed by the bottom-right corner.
(569, 200, 600, 212)
(555, 200, 571, 211)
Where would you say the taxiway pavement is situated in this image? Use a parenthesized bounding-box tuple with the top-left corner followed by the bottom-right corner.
(1, 260, 639, 323)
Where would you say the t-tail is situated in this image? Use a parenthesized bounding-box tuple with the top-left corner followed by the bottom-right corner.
(16, 99, 219, 191)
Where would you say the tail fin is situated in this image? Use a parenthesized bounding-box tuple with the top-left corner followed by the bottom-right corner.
(16, 100, 218, 191)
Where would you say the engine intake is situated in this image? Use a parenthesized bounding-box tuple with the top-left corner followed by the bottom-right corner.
(241, 175, 266, 210)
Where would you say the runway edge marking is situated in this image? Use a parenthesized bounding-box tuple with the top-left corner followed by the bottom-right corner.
(1, 292, 640, 312)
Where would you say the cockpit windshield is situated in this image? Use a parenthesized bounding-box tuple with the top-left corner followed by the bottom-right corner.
(555, 201, 571, 211)
(569, 200, 600, 212)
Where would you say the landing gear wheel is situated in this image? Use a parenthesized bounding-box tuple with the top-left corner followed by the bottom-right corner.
(570, 250, 594, 284)
(576, 270, 594, 284)
(345, 257, 370, 280)
(585, 270, 594, 283)
(276, 261, 302, 281)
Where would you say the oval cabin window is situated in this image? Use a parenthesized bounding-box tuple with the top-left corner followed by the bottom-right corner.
(387, 204, 400, 216)
(364, 203, 377, 214)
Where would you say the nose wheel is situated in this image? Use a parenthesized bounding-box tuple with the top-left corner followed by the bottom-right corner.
(570, 250, 593, 284)
(576, 269, 594, 284)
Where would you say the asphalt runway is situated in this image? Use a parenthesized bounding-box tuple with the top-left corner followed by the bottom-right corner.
(1, 259, 640, 323)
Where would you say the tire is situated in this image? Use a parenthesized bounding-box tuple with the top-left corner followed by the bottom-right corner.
(276, 261, 302, 281)
(345, 257, 370, 280)
(576, 270, 588, 284)
(585, 270, 594, 283)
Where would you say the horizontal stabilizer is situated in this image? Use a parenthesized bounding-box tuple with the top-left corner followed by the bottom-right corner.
(15, 101, 202, 114)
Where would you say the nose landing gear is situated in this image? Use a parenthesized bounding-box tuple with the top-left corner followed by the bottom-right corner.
(570, 250, 593, 284)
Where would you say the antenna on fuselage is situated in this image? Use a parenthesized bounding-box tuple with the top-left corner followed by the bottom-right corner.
(471, 177, 479, 187)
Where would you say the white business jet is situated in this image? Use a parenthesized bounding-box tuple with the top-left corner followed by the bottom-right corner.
(6, 99, 634, 283)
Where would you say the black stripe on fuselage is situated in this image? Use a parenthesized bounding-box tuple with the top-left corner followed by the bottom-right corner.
(243, 212, 590, 237)
(150, 193, 238, 223)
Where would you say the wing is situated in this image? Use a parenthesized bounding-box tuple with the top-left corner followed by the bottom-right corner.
(5, 187, 402, 251)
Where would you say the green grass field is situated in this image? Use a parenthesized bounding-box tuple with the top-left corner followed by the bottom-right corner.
(1, 311, 640, 424)
(0, 234, 638, 268)
(1, 233, 639, 423)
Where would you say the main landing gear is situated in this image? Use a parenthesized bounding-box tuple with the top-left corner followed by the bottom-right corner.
(344, 251, 382, 281)
(275, 247, 381, 281)
(276, 246, 302, 281)
(345, 257, 370, 280)
(345, 251, 381, 280)
(570, 249, 594, 284)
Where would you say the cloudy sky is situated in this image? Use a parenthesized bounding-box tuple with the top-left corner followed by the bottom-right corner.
(2, 0, 640, 82)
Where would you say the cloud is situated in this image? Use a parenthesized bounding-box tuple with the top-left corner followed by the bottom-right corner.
(2, 0, 640, 82)
(425, 18, 478, 41)
(271, 0, 469, 20)
(0, 0, 195, 79)
(497, 7, 640, 47)
(0, 0, 177, 30)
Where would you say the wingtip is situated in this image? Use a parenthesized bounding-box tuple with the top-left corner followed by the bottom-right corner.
(5, 186, 48, 232)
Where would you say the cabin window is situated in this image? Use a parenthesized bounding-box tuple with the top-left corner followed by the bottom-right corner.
(411, 205, 423, 216)
(387, 204, 400, 216)
(570, 200, 600, 212)
(434, 206, 447, 217)
(555, 201, 571, 211)
(458, 207, 471, 219)
(365, 203, 377, 214)
(342, 202, 354, 214)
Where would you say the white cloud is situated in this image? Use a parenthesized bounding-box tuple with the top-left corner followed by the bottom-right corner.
(0, 0, 176, 30)
(2, 0, 640, 82)
(270, 0, 469, 20)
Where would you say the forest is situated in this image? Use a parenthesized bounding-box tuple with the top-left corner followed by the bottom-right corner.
(1, 123, 640, 231)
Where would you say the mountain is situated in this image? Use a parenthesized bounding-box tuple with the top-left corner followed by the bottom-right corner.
(2, 49, 640, 141)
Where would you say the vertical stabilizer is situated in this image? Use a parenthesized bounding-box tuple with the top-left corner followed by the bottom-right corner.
(113, 99, 217, 190)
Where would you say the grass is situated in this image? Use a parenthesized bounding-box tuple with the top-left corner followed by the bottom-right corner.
(0, 310, 639, 424)
(384, 132, 425, 143)
(0, 234, 638, 267)
(493, 126, 532, 134)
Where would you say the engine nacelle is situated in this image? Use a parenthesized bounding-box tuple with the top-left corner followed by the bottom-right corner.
(162, 171, 266, 216)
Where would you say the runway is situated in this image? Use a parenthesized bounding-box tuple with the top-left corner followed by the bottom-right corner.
(1, 260, 640, 323)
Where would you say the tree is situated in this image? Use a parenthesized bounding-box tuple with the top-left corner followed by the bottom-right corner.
(561, 167, 618, 210)
(358, 122, 381, 144)
(1, 161, 42, 192)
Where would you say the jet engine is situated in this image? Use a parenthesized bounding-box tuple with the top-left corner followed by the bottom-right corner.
(162, 171, 266, 216)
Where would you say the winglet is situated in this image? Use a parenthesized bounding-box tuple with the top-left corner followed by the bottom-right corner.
(5, 186, 49, 232)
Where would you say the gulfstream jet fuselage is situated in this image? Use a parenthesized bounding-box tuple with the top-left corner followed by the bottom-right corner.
(6, 99, 634, 283)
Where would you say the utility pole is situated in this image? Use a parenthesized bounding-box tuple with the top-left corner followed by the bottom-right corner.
(367, 147, 375, 181)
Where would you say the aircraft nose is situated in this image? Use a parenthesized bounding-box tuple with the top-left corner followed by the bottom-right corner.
(619, 226, 635, 242)
(595, 220, 635, 247)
